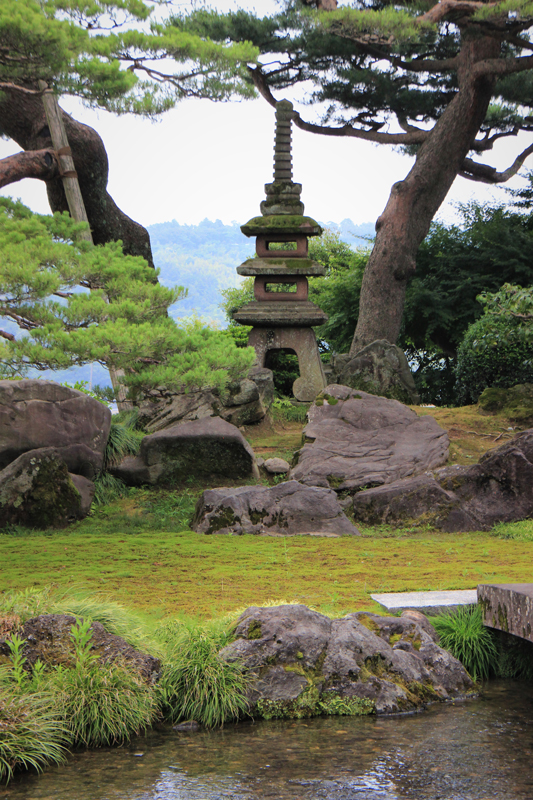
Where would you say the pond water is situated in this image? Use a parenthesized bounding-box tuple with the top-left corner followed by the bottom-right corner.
(4, 681, 533, 800)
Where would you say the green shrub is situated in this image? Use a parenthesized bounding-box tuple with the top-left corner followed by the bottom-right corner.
(271, 397, 309, 424)
(156, 618, 249, 728)
(455, 314, 533, 404)
(433, 605, 497, 681)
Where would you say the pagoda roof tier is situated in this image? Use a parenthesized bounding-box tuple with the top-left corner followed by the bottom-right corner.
(237, 258, 326, 277)
(241, 215, 323, 238)
(233, 301, 328, 328)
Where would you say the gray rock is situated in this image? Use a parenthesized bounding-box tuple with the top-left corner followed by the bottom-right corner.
(335, 340, 419, 404)
(353, 429, 533, 531)
(264, 457, 290, 474)
(0, 379, 111, 475)
(290, 385, 449, 492)
(222, 379, 259, 407)
(219, 605, 473, 716)
(137, 387, 220, 434)
(248, 367, 275, 409)
(111, 417, 259, 486)
(0, 449, 92, 529)
(192, 480, 360, 536)
(0, 614, 160, 682)
(136, 374, 270, 434)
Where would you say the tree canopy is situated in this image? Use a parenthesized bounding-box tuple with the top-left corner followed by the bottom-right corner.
(176, 0, 533, 354)
(0, 0, 257, 113)
(0, 198, 254, 395)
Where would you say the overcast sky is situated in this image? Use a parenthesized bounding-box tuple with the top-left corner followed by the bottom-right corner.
(0, 0, 526, 232)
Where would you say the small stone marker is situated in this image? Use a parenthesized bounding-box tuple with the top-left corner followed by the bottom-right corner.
(371, 589, 478, 616)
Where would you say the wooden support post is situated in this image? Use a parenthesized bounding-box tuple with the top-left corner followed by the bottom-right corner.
(39, 81, 130, 408)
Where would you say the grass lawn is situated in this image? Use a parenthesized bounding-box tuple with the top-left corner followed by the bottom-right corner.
(1, 403, 531, 622)
(2, 496, 532, 619)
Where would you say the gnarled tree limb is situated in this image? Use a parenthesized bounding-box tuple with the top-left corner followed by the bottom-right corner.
(460, 143, 533, 182)
(0, 86, 154, 267)
(0, 149, 59, 188)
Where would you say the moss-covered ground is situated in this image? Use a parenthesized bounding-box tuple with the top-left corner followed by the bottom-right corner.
(1, 403, 532, 621)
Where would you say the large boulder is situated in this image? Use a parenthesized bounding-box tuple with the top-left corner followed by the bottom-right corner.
(136, 371, 274, 434)
(333, 340, 419, 404)
(110, 416, 259, 486)
(0, 614, 160, 683)
(352, 429, 533, 531)
(0, 380, 111, 476)
(220, 605, 473, 716)
(290, 385, 449, 492)
(192, 480, 359, 536)
(0, 449, 94, 529)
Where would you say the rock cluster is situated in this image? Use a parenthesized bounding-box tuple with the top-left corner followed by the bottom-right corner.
(111, 416, 259, 487)
(192, 480, 359, 536)
(220, 604, 474, 716)
(136, 368, 274, 433)
(0, 380, 111, 528)
(290, 385, 449, 492)
(353, 429, 533, 531)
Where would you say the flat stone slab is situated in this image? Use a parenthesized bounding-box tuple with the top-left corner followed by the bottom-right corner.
(371, 589, 478, 616)
(478, 583, 533, 643)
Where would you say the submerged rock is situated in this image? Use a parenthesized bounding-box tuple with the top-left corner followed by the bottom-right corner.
(290, 385, 448, 492)
(220, 605, 474, 717)
(192, 480, 359, 536)
(352, 429, 533, 531)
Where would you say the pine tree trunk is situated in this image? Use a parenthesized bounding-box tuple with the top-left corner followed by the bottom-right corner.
(350, 34, 500, 355)
(0, 87, 154, 267)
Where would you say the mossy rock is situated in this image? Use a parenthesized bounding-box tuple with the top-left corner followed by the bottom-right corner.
(0, 449, 83, 529)
(478, 383, 533, 422)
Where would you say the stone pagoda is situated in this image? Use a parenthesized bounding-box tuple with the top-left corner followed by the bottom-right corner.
(233, 100, 328, 401)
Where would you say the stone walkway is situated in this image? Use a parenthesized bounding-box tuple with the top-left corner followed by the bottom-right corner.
(371, 589, 478, 616)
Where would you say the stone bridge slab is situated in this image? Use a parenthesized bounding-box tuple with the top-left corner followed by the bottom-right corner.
(371, 589, 478, 616)
(478, 583, 533, 643)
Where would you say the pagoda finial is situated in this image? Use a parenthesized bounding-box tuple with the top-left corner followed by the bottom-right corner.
(260, 100, 305, 216)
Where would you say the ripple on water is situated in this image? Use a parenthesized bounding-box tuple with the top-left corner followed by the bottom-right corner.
(4, 680, 533, 800)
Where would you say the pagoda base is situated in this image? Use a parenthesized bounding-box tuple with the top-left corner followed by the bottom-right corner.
(248, 327, 326, 402)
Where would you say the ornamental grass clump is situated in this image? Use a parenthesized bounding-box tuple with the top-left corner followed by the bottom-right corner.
(48, 619, 158, 747)
(433, 605, 498, 681)
(0, 684, 67, 783)
(156, 618, 250, 729)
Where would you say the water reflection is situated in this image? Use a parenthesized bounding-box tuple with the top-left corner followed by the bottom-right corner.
(4, 681, 533, 800)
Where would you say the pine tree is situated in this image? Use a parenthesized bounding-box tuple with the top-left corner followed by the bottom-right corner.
(0, 199, 254, 395)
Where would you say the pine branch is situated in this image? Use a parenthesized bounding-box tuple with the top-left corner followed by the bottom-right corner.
(460, 143, 533, 183)
(0, 149, 59, 188)
(249, 66, 429, 145)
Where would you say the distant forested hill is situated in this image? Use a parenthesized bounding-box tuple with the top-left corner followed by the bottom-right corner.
(148, 217, 373, 325)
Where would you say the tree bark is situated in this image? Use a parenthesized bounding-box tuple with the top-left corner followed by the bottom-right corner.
(0, 149, 58, 188)
(350, 32, 501, 355)
(0, 87, 154, 267)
